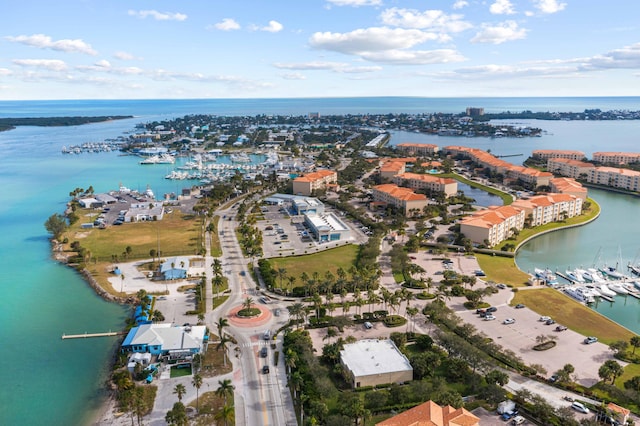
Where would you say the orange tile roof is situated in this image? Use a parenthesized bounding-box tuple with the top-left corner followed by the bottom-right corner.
(381, 161, 405, 173)
(293, 169, 336, 183)
(550, 177, 587, 193)
(397, 143, 438, 148)
(374, 184, 427, 201)
(548, 158, 595, 168)
(460, 205, 523, 228)
(396, 172, 456, 185)
(597, 167, 640, 177)
(376, 400, 479, 426)
(533, 149, 584, 155)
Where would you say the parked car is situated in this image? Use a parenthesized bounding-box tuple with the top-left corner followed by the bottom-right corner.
(487, 307, 498, 313)
(260, 347, 268, 357)
(476, 308, 486, 314)
(539, 316, 551, 322)
(364, 321, 373, 329)
(515, 304, 525, 309)
(555, 325, 568, 331)
(511, 415, 526, 425)
(503, 318, 515, 325)
(584, 336, 598, 344)
(497, 283, 507, 289)
(571, 401, 590, 414)
(262, 365, 270, 374)
(484, 315, 496, 321)
(545, 318, 556, 325)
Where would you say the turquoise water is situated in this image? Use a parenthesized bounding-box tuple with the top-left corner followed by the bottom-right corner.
(1, 98, 640, 424)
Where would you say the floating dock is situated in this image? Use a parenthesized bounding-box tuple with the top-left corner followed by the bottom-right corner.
(61, 331, 125, 340)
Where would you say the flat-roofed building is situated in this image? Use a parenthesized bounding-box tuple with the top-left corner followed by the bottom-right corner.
(372, 184, 428, 216)
(593, 152, 640, 165)
(549, 177, 588, 200)
(547, 158, 595, 179)
(396, 143, 440, 156)
(292, 170, 338, 196)
(392, 172, 458, 198)
(589, 167, 640, 192)
(512, 193, 583, 226)
(376, 400, 479, 426)
(304, 211, 351, 242)
(532, 149, 585, 161)
(460, 205, 525, 247)
(340, 339, 413, 388)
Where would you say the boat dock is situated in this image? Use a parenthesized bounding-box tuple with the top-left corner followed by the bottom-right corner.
(598, 294, 615, 303)
(555, 271, 576, 284)
(628, 264, 640, 276)
(61, 331, 126, 340)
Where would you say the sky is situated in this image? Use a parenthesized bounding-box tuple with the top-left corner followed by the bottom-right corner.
(2, 0, 640, 100)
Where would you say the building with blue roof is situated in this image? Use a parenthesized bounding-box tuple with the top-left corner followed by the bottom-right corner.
(122, 323, 207, 357)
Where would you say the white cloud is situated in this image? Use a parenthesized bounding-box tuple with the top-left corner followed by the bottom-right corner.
(13, 59, 68, 71)
(260, 20, 284, 33)
(489, 0, 516, 15)
(273, 61, 383, 73)
(359, 49, 465, 65)
(326, 0, 382, 6)
(214, 18, 241, 31)
(379, 8, 473, 33)
(5, 34, 96, 55)
(533, 0, 567, 14)
(471, 21, 527, 44)
(310, 27, 442, 54)
(281, 73, 307, 80)
(127, 10, 187, 21)
(0, 68, 12, 76)
(452, 1, 469, 9)
(114, 51, 140, 61)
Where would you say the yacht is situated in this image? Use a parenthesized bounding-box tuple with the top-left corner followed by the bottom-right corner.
(575, 268, 591, 282)
(564, 286, 595, 304)
(599, 284, 617, 297)
(565, 269, 585, 283)
(139, 155, 160, 165)
(584, 268, 607, 283)
(599, 265, 625, 280)
(608, 282, 629, 295)
(534, 268, 559, 285)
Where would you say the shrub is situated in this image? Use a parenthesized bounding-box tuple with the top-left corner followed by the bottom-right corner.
(384, 315, 407, 328)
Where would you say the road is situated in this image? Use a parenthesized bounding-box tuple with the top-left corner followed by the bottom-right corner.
(207, 200, 297, 426)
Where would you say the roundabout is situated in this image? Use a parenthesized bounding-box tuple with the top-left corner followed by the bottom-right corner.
(227, 304, 273, 327)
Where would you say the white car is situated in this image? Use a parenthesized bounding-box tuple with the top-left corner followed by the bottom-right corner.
(503, 318, 515, 324)
(539, 316, 551, 322)
(484, 314, 496, 321)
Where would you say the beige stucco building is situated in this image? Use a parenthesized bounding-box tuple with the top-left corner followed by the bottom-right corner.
(532, 149, 585, 161)
(340, 339, 413, 388)
(512, 193, 583, 226)
(292, 169, 338, 196)
(593, 152, 640, 165)
(395, 143, 440, 156)
(460, 205, 525, 247)
(391, 172, 458, 198)
(371, 184, 428, 216)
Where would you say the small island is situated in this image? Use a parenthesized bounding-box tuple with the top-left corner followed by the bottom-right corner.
(0, 115, 133, 132)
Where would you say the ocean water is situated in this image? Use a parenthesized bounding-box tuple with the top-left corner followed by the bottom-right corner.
(1, 97, 640, 425)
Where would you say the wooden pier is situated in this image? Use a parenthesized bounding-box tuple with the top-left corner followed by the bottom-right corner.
(61, 331, 126, 340)
(597, 294, 615, 303)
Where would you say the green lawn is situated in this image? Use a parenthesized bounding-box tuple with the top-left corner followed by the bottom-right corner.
(512, 288, 634, 344)
(269, 245, 358, 280)
(476, 253, 531, 286)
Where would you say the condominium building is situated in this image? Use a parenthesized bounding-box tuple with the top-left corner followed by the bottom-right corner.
(391, 172, 458, 198)
(380, 161, 406, 180)
(371, 184, 428, 216)
(532, 149, 585, 161)
(460, 205, 525, 247)
(395, 143, 440, 156)
(549, 177, 588, 200)
(512, 193, 583, 226)
(593, 152, 640, 165)
(547, 158, 596, 179)
(292, 170, 338, 196)
(589, 167, 640, 192)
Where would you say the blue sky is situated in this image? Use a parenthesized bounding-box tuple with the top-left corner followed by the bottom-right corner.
(2, 0, 640, 100)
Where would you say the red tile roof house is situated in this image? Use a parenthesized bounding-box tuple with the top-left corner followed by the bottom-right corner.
(376, 400, 479, 426)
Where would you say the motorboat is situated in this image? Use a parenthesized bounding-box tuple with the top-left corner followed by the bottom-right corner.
(608, 283, 629, 295)
(599, 284, 616, 297)
(565, 269, 585, 283)
(575, 268, 591, 282)
(599, 265, 625, 280)
(584, 268, 607, 283)
(563, 286, 595, 304)
(584, 284, 602, 297)
(534, 268, 559, 285)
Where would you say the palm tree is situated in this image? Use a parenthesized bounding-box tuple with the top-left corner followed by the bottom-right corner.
(323, 327, 338, 344)
(276, 267, 288, 290)
(216, 378, 235, 405)
(214, 404, 235, 426)
(287, 276, 297, 295)
(406, 306, 419, 333)
(284, 348, 298, 374)
(630, 335, 640, 354)
(217, 335, 233, 367)
(212, 274, 224, 302)
(192, 374, 203, 413)
(243, 297, 254, 311)
(173, 383, 186, 402)
(216, 318, 229, 339)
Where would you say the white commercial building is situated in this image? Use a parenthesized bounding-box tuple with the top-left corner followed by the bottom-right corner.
(340, 339, 413, 388)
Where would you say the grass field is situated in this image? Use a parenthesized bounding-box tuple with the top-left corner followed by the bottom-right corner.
(65, 210, 202, 261)
(476, 253, 531, 286)
(512, 288, 634, 344)
(269, 244, 358, 280)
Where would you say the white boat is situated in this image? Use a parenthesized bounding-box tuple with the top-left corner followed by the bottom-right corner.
(584, 284, 602, 297)
(599, 284, 616, 297)
(584, 268, 607, 283)
(633, 281, 640, 291)
(575, 268, 591, 282)
(608, 283, 629, 295)
(565, 269, 585, 283)
(564, 286, 595, 304)
(140, 155, 160, 164)
(534, 268, 559, 284)
(599, 265, 625, 280)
